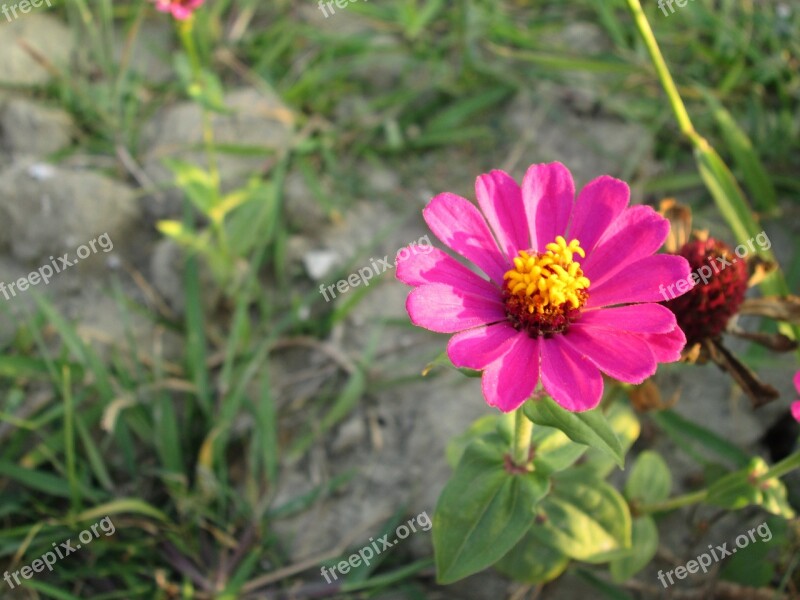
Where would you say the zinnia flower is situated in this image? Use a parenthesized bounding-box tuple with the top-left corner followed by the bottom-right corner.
(397, 162, 691, 412)
(151, 0, 204, 20)
(792, 372, 800, 422)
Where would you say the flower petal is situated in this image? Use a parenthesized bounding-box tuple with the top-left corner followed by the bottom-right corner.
(567, 175, 630, 255)
(447, 322, 520, 370)
(585, 254, 691, 309)
(540, 336, 603, 412)
(581, 205, 670, 285)
(522, 162, 575, 251)
(794, 371, 800, 396)
(476, 170, 530, 260)
(579, 304, 678, 334)
(791, 401, 800, 423)
(406, 283, 505, 333)
(481, 334, 540, 412)
(396, 246, 498, 298)
(635, 326, 686, 363)
(561, 325, 656, 384)
(423, 193, 509, 284)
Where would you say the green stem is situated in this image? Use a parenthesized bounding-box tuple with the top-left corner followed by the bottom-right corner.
(759, 450, 800, 483)
(637, 488, 708, 514)
(638, 450, 800, 514)
(626, 0, 800, 348)
(178, 17, 220, 189)
(512, 409, 534, 467)
(625, 0, 696, 139)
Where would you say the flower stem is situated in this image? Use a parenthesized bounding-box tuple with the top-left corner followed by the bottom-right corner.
(624, 0, 696, 140)
(759, 450, 800, 482)
(638, 450, 800, 514)
(177, 17, 220, 189)
(512, 409, 534, 467)
(637, 489, 708, 514)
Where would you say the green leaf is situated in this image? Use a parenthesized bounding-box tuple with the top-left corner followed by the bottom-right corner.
(609, 517, 659, 582)
(17, 581, 83, 600)
(705, 469, 760, 510)
(69, 498, 170, 523)
(625, 451, 671, 505)
(530, 425, 588, 476)
(694, 131, 762, 252)
(173, 53, 230, 114)
(530, 472, 632, 563)
(719, 518, 784, 587)
(575, 568, 635, 600)
(445, 414, 513, 470)
(704, 92, 777, 215)
(426, 88, 511, 133)
(434, 434, 550, 584)
(0, 460, 74, 498)
(422, 350, 481, 378)
(165, 159, 219, 216)
(759, 479, 794, 519)
(494, 531, 570, 584)
(693, 137, 798, 346)
(573, 402, 640, 479)
(649, 410, 750, 468)
(524, 397, 625, 468)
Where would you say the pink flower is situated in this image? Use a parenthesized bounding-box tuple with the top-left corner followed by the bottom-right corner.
(397, 162, 691, 413)
(792, 372, 800, 422)
(151, 0, 204, 20)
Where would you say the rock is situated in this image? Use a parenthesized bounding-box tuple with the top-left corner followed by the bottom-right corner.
(539, 22, 612, 113)
(141, 87, 295, 218)
(506, 90, 654, 195)
(0, 160, 139, 263)
(114, 21, 174, 84)
(287, 200, 395, 281)
(302, 249, 341, 281)
(149, 238, 220, 315)
(1, 98, 72, 156)
(331, 413, 367, 454)
(0, 14, 75, 86)
(283, 169, 329, 234)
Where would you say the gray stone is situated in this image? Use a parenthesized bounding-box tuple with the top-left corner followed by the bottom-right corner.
(1, 98, 72, 156)
(149, 238, 221, 315)
(506, 90, 654, 197)
(303, 249, 341, 281)
(0, 14, 74, 86)
(115, 21, 174, 84)
(283, 169, 329, 234)
(0, 160, 139, 263)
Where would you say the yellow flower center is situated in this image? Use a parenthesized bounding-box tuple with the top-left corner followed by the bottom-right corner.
(502, 236, 590, 336)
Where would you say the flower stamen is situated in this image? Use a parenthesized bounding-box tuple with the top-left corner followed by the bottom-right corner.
(503, 236, 590, 336)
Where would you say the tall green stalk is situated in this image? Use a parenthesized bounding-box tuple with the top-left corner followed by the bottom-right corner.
(625, 0, 798, 344)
